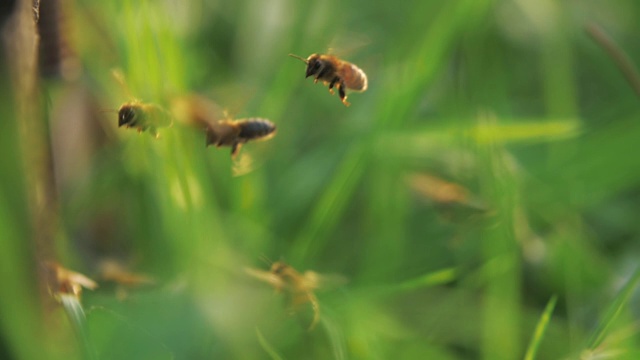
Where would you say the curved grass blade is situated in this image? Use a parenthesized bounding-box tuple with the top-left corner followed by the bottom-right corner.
(587, 267, 640, 350)
(320, 311, 347, 360)
(524, 295, 557, 360)
(255, 327, 284, 360)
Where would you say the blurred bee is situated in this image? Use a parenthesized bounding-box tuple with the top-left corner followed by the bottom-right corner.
(246, 261, 320, 330)
(289, 53, 368, 106)
(171, 95, 276, 158)
(406, 172, 488, 222)
(111, 69, 172, 138)
(43, 261, 98, 301)
(98, 259, 155, 300)
(117, 100, 172, 138)
(205, 118, 277, 158)
(246, 260, 346, 330)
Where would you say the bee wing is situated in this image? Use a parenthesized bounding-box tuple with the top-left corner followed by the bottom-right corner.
(145, 104, 173, 128)
(245, 267, 287, 290)
(326, 34, 372, 58)
(232, 152, 255, 177)
(302, 271, 348, 291)
(171, 95, 225, 129)
(112, 68, 134, 100)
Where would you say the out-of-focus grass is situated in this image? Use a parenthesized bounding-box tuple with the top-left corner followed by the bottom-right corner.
(3, 0, 640, 359)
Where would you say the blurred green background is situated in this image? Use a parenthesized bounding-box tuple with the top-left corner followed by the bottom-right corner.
(2, 0, 640, 359)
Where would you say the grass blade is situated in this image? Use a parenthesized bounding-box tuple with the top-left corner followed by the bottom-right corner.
(59, 294, 97, 360)
(524, 295, 558, 360)
(587, 267, 640, 350)
(255, 327, 284, 360)
(291, 143, 367, 263)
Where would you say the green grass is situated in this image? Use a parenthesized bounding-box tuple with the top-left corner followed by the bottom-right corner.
(3, 0, 640, 359)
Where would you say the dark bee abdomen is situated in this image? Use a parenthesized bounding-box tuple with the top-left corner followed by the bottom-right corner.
(238, 118, 277, 140)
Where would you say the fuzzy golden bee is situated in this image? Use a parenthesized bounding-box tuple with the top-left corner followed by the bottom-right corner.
(289, 53, 368, 106)
(205, 118, 277, 158)
(246, 261, 321, 330)
(117, 100, 172, 138)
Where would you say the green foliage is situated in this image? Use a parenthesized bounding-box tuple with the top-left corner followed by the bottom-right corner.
(2, 0, 640, 359)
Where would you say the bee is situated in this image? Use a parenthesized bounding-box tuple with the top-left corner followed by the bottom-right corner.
(117, 100, 172, 138)
(246, 261, 320, 330)
(170, 95, 277, 158)
(406, 173, 488, 222)
(246, 260, 346, 330)
(289, 53, 368, 106)
(205, 118, 277, 158)
(98, 259, 155, 300)
(43, 261, 98, 301)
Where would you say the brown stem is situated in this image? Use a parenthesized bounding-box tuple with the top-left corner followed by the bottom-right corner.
(586, 22, 640, 99)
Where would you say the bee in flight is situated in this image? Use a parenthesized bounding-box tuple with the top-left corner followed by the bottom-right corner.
(246, 260, 346, 330)
(117, 100, 172, 138)
(246, 261, 321, 330)
(289, 53, 368, 106)
(43, 261, 98, 301)
(205, 118, 276, 158)
(171, 95, 276, 158)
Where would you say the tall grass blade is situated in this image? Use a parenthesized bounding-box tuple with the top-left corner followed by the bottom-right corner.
(256, 327, 285, 360)
(524, 295, 557, 360)
(587, 267, 640, 350)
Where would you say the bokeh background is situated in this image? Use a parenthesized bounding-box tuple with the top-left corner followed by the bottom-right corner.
(2, 0, 640, 359)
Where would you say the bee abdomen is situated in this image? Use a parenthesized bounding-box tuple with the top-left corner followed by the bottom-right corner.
(237, 118, 277, 140)
(343, 64, 368, 91)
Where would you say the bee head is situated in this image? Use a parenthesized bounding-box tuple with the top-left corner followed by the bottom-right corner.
(118, 105, 137, 127)
(270, 261, 289, 275)
(288, 53, 322, 78)
(305, 54, 322, 78)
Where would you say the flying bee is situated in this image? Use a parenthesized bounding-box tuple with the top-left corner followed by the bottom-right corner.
(111, 69, 172, 137)
(406, 172, 488, 222)
(246, 261, 320, 330)
(205, 118, 276, 158)
(289, 53, 368, 106)
(97, 259, 155, 300)
(170, 95, 277, 158)
(43, 261, 98, 301)
(246, 260, 346, 331)
(117, 100, 172, 138)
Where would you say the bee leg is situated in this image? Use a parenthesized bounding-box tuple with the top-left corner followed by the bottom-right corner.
(328, 77, 339, 95)
(230, 142, 242, 158)
(338, 83, 350, 107)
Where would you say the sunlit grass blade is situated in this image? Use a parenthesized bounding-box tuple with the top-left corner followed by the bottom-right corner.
(468, 119, 581, 145)
(587, 267, 640, 350)
(255, 327, 284, 360)
(59, 294, 97, 360)
(524, 295, 557, 360)
(388, 267, 458, 295)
